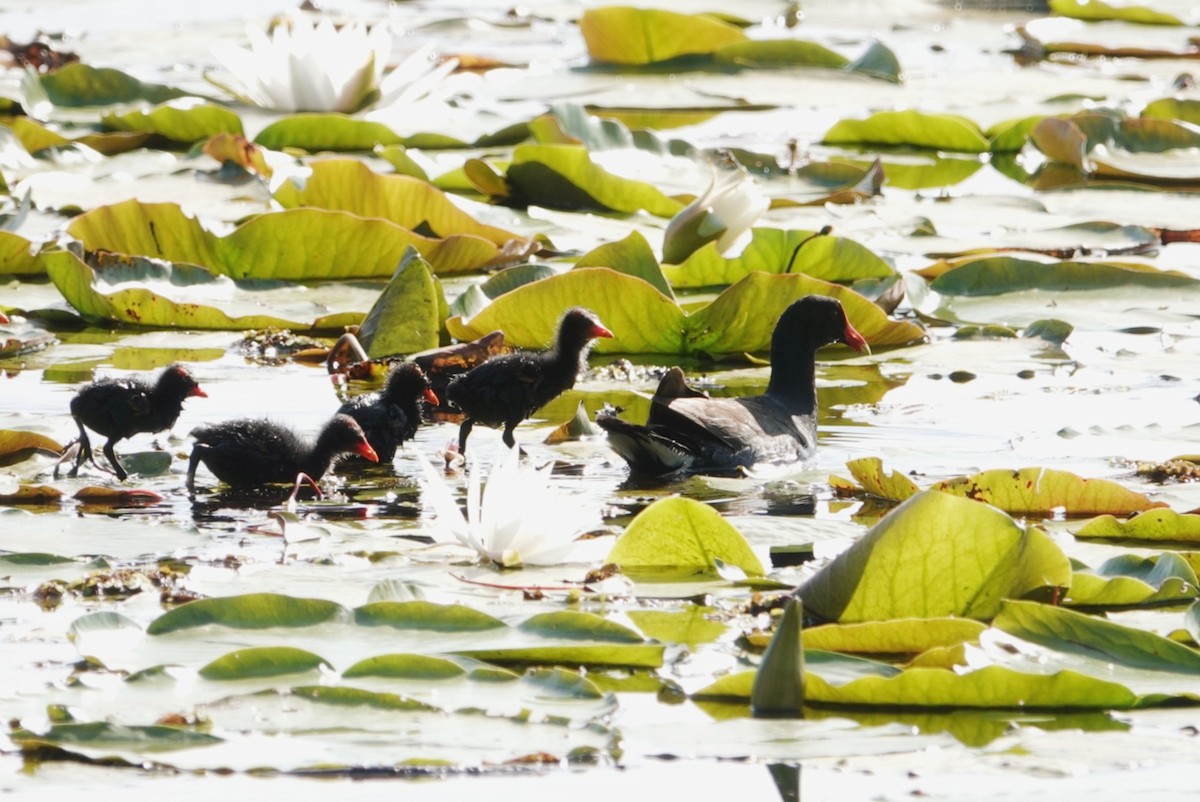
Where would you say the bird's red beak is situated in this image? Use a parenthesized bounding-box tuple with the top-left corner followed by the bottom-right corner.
(191, 386, 208, 398)
(591, 323, 614, 339)
(356, 441, 380, 463)
(842, 321, 869, 353)
(423, 388, 440, 406)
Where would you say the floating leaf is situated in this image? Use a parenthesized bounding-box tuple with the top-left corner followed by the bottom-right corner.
(502, 144, 683, 216)
(69, 200, 506, 278)
(519, 611, 644, 643)
(147, 593, 345, 634)
(575, 231, 673, 299)
(352, 600, 505, 631)
(42, 247, 355, 330)
(0, 429, 63, 462)
(829, 456, 920, 502)
(355, 249, 442, 358)
(1066, 553, 1198, 608)
(11, 722, 221, 753)
(626, 608, 726, 647)
(102, 100, 243, 144)
(580, 7, 746, 65)
(290, 685, 438, 711)
(823, 110, 989, 154)
(713, 39, 847, 69)
(455, 644, 664, 669)
(36, 63, 186, 107)
(796, 490, 1071, 622)
(0, 231, 41, 276)
(931, 467, 1166, 516)
(994, 599, 1200, 673)
(684, 273, 924, 352)
(607, 496, 764, 576)
(1049, 0, 1185, 25)
(0, 484, 63, 504)
(199, 646, 329, 680)
(446, 267, 686, 354)
(1075, 508, 1200, 542)
(930, 256, 1197, 296)
(802, 618, 987, 655)
(661, 228, 894, 287)
(274, 159, 522, 246)
(254, 113, 403, 151)
(342, 654, 467, 680)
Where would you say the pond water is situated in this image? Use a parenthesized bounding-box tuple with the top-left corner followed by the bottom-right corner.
(5, 0, 1200, 799)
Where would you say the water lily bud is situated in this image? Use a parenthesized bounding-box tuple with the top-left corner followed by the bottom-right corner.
(662, 161, 769, 264)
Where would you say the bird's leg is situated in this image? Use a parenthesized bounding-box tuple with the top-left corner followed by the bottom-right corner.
(67, 423, 91, 478)
(457, 417, 474, 457)
(502, 422, 517, 449)
(102, 439, 128, 481)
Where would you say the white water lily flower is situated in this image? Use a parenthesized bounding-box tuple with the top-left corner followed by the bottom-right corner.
(211, 14, 454, 114)
(419, 446, 600, 568)
(661, 158, 770, 264)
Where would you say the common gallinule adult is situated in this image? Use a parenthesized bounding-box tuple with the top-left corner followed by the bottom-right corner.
(337, 362, 439, 462)
(445, 307, 613, 456)
(597, 295, 868, 476)
(186, 414, 378, 491)
(62, 364, 206, 481)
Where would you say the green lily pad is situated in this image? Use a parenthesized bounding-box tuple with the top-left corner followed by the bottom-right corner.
(502, 144, 683, 217)
(823, 110, 990, 154)
(684, 272, 925, 352)
(454, 644, 665, 669)
(290, 685, 439, 711)
(11, 722, 221, 752)
(147, 593, 345, 634)
(802, 618, 987, 655)
(518, 611, 645, 642)
(626, 608, 727, 647)
(102, 101, 243, 144)
(1076, 508, 1200, 542)
(930, 256, 1197, 296)
(662, 228, 894, 286)
(1067, 552, 1198, 608)
(35, 63, 186, 107)
(607, 496, 765, 576)
(1049, 0, 1186, 24)
(1142, 98, 1200, 126)
(42, 247, 360, 331)
(199, 646, 329, 680)
(254, 113, 403, 151)
(274, 159, 523, 247)
(796, 490, 1072, 622)
(712, 39, 847, 69)
(342, 654, 467, 680)
(446, 267, 686, 354)
(0, 231, 41, 276)
(69, 200, 505, 278)
(931, 467, 1166, 516)
(352, 600, 506, 631)
(355, 249, 442, 357)
(995, 599, 1200, 673)
(575, 231, 673, 299)
(580, 7, 746, 65)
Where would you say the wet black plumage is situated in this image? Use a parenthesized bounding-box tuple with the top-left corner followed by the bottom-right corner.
(186, 414, 378, 491)
(445, 307, 613, 455)
(64, 364, 206, 481)
(597, 296, 868, 477)
(337, 362, 438, 462)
